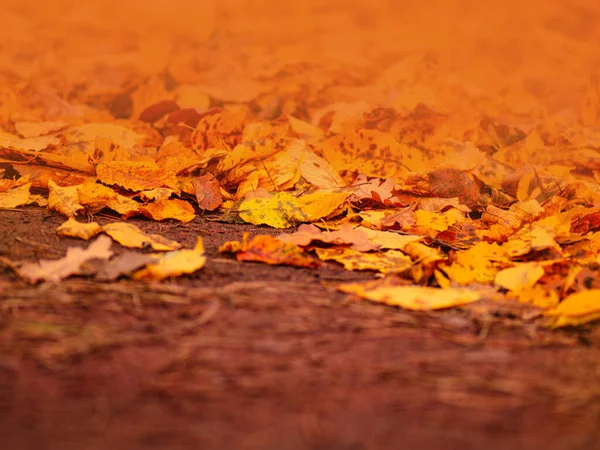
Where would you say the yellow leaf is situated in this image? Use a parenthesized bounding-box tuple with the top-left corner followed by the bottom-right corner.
(14, 120, 68, 138)
(56, 218, 102, 240)
(503, 225, 562, 259)
(402, 241, 445, 264)
(298, 149, 346, 189)
(360, 227, 423, 250)
(133, 237, 206, 280)
(338, 280, 480, 310)
(288, 115, 324, 140)
(239, 191, 349, 229)
(0, 183, 31, 209)
(414, 209, 455, 232)
(0, 130, 61, 151)
(76, 181, 118, 214)
(515, 285, 559, 309)
(495, 263, 545, 292)
(48, 180, 84, 218)
(64, 123, 145, 151)
(102, 223, 181, 251)
(297, 190, 350, 220)
(440, 242, 506, 285)
(546, 289, 600, 328)
(316, 248, 412, 273)
(0, 174, 30, 193)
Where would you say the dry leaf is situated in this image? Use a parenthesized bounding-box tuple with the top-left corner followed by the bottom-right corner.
(101, 222, 181, 251)
(338, 280, 480, 310)
(220, 233, 319, 268)
(193, 174, 223, 211)
(56, 218, 102, 240)
(133, 236, 206, 280)
(18, 235, 113, 283)
(47, 179, 84, 218)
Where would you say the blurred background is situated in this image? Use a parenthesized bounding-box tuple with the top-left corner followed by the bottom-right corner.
(1, 0, 599, 126)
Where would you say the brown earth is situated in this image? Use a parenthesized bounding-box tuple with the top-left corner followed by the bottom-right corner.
(0, 208, 599, 450)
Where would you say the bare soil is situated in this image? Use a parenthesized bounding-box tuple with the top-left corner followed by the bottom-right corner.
(0, 208, 599, 450)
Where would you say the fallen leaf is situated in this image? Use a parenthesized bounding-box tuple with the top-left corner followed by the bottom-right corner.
(0, 183, 31, 208)
(96, 161, 179, 192)
(139, 198, 196, 222)
(56, 218, 102, 240)
(338, 280, 481, 310)
(546, 289, 600, 328)
(47, 179, 84, 218)
(316, 248, 412, 273)
(495, 263, 545, 292)
(193, 174, 223, 211)
(95, 252, 157, 281)
(220, 233, 319, 268)
(18, 235, 113, 283)
(101, 222, 181, 251)
(279, 223, 378, 252)
(133, 236, 206, 280)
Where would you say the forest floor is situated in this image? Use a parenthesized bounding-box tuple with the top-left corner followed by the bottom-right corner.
(0, 208, 599, 450)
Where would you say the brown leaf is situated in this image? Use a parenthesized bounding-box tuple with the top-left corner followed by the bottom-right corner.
(193, 174, 223, 211)
(18, 235, 113, 283)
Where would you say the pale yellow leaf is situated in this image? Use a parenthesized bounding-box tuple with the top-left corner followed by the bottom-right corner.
(0, 183, 31, 209)
(48, 180, 84, 218)
(102, 222, 181, 251)
(495, 263, 545, 292)
(133, 237, 206, 280)
(338, 281, 480, 310)
(316, 248, 412, 273)
(56, 218, 102, 240)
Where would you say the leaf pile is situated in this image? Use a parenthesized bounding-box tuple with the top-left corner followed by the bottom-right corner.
(1, 0, 600, 328)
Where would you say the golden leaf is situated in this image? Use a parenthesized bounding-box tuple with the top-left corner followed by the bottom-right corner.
(133, 237, 206, 281)
(0, 183, 31, 209)
(546, 289, 600, 328)
(56, 218, 102, 240)
(101, 222, 181, 251)
(316, 248, 412, 273)
(495, 263, 545, 292)
(47, 179, 84, 218)
(96, 161, 179, 192)
(338, 280, 480, 310)
(139, 199, 195, 222)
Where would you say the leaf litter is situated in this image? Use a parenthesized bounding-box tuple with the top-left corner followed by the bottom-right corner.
(0, 0, 599, 330)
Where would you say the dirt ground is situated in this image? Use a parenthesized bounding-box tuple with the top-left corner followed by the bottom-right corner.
(0, 208, 598, 450)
